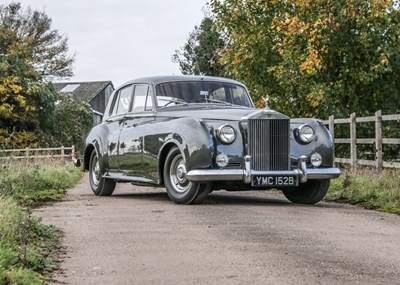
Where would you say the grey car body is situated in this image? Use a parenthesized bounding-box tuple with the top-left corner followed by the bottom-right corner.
(83, 75, 340, 204)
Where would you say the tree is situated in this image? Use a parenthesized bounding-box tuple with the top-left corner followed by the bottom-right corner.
(0, 2, 74, 148)
(211, 0, 400, 118)
(0, 2, 74, 79)
(172, 16, 225, 76)
(51, 94, 93, 151)
(0, 42, 56, 148)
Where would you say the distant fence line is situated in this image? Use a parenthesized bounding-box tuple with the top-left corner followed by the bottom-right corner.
(0, 146, 76, 163)
(322, 110, 400, 171)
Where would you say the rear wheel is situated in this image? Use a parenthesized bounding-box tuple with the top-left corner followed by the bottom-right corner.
(282, 180, 330, 204)
(163, 147, 210, 204)
(89, 150, 116, 196)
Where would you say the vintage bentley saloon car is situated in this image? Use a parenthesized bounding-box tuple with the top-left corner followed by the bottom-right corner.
(82, 75, 340, 204)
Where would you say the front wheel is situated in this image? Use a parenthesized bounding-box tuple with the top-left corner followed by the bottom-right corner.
(89, 150, 116, 196)
(163, 147, 211, 204)
(282, 180, 330, 204)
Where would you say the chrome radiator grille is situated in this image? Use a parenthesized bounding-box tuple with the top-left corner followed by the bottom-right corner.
(248, 119, 290, 171)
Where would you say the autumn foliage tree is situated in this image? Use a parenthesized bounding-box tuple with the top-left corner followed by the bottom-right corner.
(0, 2, 75, 148)
(0, 36, 56, 148)
(0, 2, 73, 79)
(211, 0, 400, 118)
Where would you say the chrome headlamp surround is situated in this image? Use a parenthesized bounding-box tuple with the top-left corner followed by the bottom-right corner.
(216, 124, 236, 144)
(295, 124, 315, 144)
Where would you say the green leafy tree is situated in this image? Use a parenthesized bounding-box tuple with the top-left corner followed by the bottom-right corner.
(211, 0, 400, 118)
(0, 2, 75, 148)
(172, 16, 225, 76)
(51, 94, 93, 151)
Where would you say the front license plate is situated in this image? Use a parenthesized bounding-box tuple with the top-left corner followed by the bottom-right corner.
(252, 175, 298, 187)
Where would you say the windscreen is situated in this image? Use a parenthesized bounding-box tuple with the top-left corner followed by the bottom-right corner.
(155, 81, 253, 108)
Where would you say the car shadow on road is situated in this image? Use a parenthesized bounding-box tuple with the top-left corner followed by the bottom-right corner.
(111, 190, 340, 208)
(111, 189, 289, 205)
(206, 192, 291, 205)
(112, 191, 169, 201)
(207, 193, 344, 209)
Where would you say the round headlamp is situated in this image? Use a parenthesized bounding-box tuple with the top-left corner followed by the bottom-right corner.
(216, 124, 236, 144)
(296, 124, 315, 144)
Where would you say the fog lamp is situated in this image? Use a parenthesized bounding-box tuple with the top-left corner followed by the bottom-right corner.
(311, 152, 322, 167)
(216, 153, 229, 168)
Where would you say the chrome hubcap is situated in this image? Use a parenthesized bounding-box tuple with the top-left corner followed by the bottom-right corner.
(169, 154, 190, 193)
(91, 155, 100, 186)
(176, 164, 186, 181)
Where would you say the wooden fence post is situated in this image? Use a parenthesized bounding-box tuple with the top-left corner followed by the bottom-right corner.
(61, 146, 65, 163)
(375, 110, 383, 172)
(25, 147, 29, 166)
(329, 115, 335, 159)
(350, 113, 357, 170)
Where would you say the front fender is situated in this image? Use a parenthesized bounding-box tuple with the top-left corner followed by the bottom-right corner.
(290, 119, 334, 167)
(145, 117, 214, 172)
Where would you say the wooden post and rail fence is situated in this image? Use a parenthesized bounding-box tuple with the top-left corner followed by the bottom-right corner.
(322, 110, 400, 172)
(0, 111, 399, 171)
(0, 146, 76, 164)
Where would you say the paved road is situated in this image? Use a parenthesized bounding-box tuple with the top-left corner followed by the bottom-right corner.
(35, 174, 400, 285)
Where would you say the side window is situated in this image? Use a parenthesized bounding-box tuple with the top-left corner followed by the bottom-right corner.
(110, 92, 120, 115)
(132, 85, 153, 112)
(116, 86, 133, 114)
(110, 85, 133, 115)
(145, 87, 153, 111)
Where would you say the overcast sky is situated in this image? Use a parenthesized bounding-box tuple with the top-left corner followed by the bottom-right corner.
(18, 0, 208, 87)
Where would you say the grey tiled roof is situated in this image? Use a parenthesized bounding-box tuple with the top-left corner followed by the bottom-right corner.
(52, 81, 113, 102)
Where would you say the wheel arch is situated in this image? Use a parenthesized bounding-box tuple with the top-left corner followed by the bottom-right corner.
(158, 142, 180, 185)
(152, 117, 214, 185)
(84, 144, 95, 171)
(84, 142, 105, 172)
(84, 123, 110, 172)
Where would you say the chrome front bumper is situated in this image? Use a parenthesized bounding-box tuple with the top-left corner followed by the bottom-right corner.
(186, 155, 341, 184)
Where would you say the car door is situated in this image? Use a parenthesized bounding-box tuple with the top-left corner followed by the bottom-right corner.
(118, 84, 154, 178)
(106, 85, 134, 172)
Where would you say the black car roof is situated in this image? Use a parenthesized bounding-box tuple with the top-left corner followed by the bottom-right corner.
(117, 75, 245, 89)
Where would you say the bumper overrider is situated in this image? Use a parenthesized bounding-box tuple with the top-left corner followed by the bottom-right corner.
(186, 155, 341, 185)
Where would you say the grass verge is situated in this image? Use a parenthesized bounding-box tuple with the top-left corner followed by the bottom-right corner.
(0, 162, 82, 284)
(326, 168, 400, 215)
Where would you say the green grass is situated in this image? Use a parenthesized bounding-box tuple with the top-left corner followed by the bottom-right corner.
(326, 168, 400, 215)
(0, 162, 82, 284)
(0, 162, 82, 207)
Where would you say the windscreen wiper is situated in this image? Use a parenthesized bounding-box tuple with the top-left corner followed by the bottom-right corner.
(158, 98, 189, 108)
(198, 97, 232, 106)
